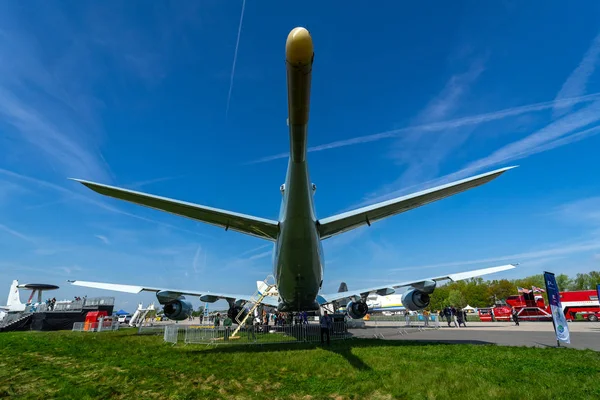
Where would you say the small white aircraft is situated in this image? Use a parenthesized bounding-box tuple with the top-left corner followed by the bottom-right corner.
(0, 280, 26, 313)
(68, 27, 517, 321)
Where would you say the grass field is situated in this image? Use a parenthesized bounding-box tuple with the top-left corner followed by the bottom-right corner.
(1, 328, 599, 399)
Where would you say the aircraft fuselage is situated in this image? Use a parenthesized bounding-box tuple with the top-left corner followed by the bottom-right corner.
(272, 27, 323, 312)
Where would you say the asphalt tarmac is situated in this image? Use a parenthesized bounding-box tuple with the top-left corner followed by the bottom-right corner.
(349, 321, 600, 351)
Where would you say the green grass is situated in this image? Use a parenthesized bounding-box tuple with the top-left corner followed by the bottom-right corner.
(1, 328, 599, 399)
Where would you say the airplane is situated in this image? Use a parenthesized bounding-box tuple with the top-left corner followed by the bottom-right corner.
(259, 281, 406, 314)
(0, 280, 60, 314)
(0, 280, 26, 313)
(67, 26, 517, 321)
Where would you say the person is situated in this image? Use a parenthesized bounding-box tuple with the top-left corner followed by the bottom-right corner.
(457, 308, 465, 327)
(214, 313, 221, 327)
(223, 315, 233, 340)
(423, 309, 430, 327)
(320, 311, 332, 345)
(245, 315, 256, 341)
(512, 307, 520, 326)
(450, 306, 458, 328)
(444, 307, 452, 327)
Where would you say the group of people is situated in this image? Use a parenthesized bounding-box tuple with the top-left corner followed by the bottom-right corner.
(439, 306, 469, 327)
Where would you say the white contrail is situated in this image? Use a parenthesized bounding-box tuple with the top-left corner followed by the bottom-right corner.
(225, 0, 247, 118)
(553, 31, 600, 119)
(247, 92, 600, 164)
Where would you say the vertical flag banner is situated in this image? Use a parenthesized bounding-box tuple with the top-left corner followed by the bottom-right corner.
(544, 271, 570, 344)
(597, 284, 600, 303)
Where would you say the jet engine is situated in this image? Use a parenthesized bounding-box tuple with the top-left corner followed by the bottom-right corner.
(228, 304, 248, 322)
(401, 289, 430, 311)
(346, 300, 369, 319)
(163, 299, 193, 321)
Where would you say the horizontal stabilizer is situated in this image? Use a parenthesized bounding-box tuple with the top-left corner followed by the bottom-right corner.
(317, 166, 516, 239)
(69, 179, 279, 241)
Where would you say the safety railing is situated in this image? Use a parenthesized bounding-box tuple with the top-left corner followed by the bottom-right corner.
(72, 320, 120, 332)
(362, 314, 441, 339)
(150, 322, 350, 346)
(141, 314, 442, 345)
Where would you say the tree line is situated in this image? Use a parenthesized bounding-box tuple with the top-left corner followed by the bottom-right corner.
(429, 271, 600, 310)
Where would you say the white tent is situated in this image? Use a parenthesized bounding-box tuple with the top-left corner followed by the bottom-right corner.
(463, 305, 477, 313)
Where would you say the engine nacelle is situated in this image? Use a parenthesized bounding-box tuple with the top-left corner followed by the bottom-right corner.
(401, 289, 430, 311)
(228, 304, 247, 322)
(163, 299, 193, 321)
(346, 300, 369, 319)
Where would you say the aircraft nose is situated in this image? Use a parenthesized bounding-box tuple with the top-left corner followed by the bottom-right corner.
(286, 27, 313, 65)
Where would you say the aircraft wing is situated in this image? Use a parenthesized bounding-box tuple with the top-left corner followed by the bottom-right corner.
(67, 280, 279, 307)
(317, 166, 516, 239)
(69, 179, 279, 241)
(317, 264, 517, 304)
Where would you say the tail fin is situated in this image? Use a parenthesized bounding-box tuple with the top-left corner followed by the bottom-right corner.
(338, 282, 348, 293)
(6, 280, 21, 307)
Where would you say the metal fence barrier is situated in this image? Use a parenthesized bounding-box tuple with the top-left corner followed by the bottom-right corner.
(147, 322, 350, 346)
(72, 320, 120, 332)
(361, 314, 441, 339)
(142, 314, 441, 346)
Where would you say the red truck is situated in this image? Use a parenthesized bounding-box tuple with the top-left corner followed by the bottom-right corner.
(478, 289, 600, 322)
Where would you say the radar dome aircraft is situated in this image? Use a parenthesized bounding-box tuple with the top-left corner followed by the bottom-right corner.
(68, 27, 516, 321)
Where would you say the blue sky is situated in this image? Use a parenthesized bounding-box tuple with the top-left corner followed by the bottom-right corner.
(2, 1, 600, 313)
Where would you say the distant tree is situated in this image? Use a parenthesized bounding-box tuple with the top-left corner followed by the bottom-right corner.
(571, 273, 591, 290)
(587, 271, 600, 289)
(487, 279, 514, 304)
(425, 270, 599, 313)
(447, 290, 467, 308)
(556, 274, 573, 291)
(429, 285, 450, 311)
(514, 274, 545, 291)
(463, 278, 490, 308)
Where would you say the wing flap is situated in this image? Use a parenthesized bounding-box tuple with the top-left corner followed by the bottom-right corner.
(319, 263, 517, 304)
(317, 166, 516, 239)
(69, 179, 279, 241)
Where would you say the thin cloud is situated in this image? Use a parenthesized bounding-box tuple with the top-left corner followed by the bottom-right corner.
(387, 58, 486, 186)
(124, 175, 188, 189)
(390, 240, 600, 273)
(0, 168, 207, 237)
(238, 243, 271, 257)
(225, 0, 247, 118)
(0, 223, 35, 243)
(413, 57, 486, 124)
(248, 92, 600, 164)
(192, 244, 206, 273)
(0, 23, 113, 182)
(357, 100, 600, 207)
(248, 250, 271, 261)
(94, 235, 110, 245)
(553, 31, 600, 119)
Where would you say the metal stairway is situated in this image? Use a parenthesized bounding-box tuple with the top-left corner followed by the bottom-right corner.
(230, 275, 277, 338)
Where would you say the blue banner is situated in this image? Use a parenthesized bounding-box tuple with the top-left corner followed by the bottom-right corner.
(597, 284, 600, 303)
(544, 271, 570, 344)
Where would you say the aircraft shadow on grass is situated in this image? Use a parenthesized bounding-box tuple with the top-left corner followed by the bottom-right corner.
(188, 337, 497, 371)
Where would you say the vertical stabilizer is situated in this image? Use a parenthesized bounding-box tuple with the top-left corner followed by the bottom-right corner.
(338, 282, 348, 293)
(6, 280, 21, 307)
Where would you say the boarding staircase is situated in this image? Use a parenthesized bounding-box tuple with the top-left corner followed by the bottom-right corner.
(230, 275, 277, 338)
(0, 312, 33, 332)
